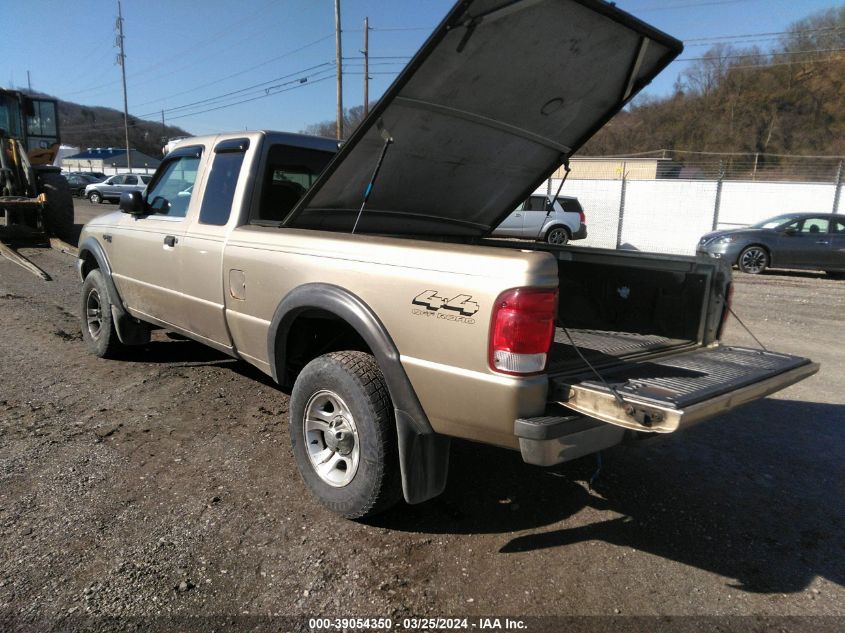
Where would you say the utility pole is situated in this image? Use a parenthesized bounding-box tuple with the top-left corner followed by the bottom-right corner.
(26, 71, 32, 92)
(115, 0, 132, 173)
(161, 109, 166, 143)
(334, 0, 343, 140)
(362, 17, 370, 117)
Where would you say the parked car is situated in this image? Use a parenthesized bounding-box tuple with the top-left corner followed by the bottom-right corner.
(697, 212, 845, 275)
(85, 174, 152, 204)
(64, 173, 98, 196)
(492, 194, 587, 244)
(79, 171, 107, 181)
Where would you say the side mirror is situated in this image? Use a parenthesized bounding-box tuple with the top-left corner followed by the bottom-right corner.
(782, 227, 797, 236)
(119, 190, 146, 215)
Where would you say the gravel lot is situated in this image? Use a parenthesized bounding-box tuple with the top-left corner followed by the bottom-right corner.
(1, 199, 843, 629)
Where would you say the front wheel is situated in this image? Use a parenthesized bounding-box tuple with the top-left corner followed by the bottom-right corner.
(80, 269, 124, 358)
(289, 351, 402, 519)
(545, 226, 570, 245)
(738, 245, 769, 274)
(88, 191, 102, 204)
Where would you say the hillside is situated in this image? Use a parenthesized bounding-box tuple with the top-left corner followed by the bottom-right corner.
(303, 6, 845, 181)
(21, 90, 191, 158)
(580, 5, 845, 178)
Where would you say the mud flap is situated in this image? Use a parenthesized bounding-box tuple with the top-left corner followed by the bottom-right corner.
(395, 410, 450, 504)
(110, 305, 151, 346)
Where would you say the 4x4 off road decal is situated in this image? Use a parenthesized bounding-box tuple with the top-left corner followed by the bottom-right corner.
(412, 290, 479, 324)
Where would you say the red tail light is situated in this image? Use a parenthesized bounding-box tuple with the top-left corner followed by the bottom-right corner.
(578, 210, 586, 224)
(489, 287, 558, 375)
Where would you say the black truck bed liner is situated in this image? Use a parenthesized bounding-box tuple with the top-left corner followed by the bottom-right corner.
(547, 328, 690, 374)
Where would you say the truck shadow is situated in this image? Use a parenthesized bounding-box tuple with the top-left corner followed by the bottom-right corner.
(374, 399, 845, 595)
(114, 337, 278, 386)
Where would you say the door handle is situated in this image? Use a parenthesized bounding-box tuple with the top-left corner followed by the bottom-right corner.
(514, 213, 522, 217)
(163, 235, 177, 247)
(816, 240, 830, 245)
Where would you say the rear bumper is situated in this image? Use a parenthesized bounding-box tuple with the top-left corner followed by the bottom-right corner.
(514, 406, 626, 466)
(572, 225, 588, 240)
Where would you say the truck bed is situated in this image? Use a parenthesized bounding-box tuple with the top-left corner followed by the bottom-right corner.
(547, 328, 691, 374)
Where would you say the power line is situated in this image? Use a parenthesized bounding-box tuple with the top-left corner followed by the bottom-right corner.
(65, 62, 334, 132)
(140, 62, 335, 118)
(57, 0, 282, 100)
(167, 75, 334, 121)
(684, 25, 845, 42)
(675, 46, 845, 62)
(132, 34, 334, 109)
(637, 0, 758, 12)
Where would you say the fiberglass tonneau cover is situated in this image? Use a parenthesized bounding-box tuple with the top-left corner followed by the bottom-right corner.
(285, 0, 682, 237)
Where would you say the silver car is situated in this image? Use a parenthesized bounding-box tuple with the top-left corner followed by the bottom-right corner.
(85, 173, 152, 204)
(492, 194, 587, 244)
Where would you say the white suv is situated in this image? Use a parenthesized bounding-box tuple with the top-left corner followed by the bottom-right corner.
(85, 174, 152, 204)
(492, 194, 587, 244)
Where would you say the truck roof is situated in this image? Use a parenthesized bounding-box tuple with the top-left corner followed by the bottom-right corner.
(164, 131, 340, 157)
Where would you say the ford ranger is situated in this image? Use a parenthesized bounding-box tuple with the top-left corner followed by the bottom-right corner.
(77, 0, 818, 518)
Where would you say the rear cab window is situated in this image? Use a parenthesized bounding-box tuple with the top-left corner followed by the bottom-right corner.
(250, 144, 335, 224)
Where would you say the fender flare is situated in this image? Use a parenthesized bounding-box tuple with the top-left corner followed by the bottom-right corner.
(77, 237, 150, 345)
(268, 283, 449, 504)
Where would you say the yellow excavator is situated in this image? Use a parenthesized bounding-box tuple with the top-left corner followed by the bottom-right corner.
(0, 88, 74, 242)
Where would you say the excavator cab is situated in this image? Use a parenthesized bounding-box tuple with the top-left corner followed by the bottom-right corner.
(0, 90, 60, 165)
(0, 89, 73, 243)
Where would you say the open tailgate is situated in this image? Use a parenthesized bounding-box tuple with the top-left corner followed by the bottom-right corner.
(550, 346, 819, 433)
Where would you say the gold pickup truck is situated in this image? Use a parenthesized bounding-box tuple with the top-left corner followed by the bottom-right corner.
(77, 0, 818, 518)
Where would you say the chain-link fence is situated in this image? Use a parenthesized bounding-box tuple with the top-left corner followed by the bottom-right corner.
(535, 159, 844, 255)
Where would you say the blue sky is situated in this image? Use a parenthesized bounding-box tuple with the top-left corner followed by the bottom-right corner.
(5, 0, 841, 136)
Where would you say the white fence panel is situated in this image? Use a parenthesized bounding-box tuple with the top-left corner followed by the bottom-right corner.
(718, 181, 836, 228)
(536, 178, 623, 249)
(521, 176, 844, 255)
(621, 180, 718, 255)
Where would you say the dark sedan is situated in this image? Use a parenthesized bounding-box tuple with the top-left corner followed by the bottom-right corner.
(697, 213, 845, 275)
(64, 173, 98, 196)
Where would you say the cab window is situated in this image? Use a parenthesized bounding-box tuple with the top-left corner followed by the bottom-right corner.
(199, 140, 248, 226)
(252, 144, 334, 223)
(145, 153, 201, 218)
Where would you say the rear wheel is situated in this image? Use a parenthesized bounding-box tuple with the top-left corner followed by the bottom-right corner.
(545, 226, 570, 245)
(738, 245, 769, 274)
(289, 351, 402, 519)
(80, 269, 124, 358)
(37, 172, 75, 242)
(89, 191, 102, 204)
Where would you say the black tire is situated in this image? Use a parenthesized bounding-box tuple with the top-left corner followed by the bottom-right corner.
(737, 245, 769, 274)
(88, 191, 103, 204)
(80, 269, 124, 358)
(545, 225, 570, 245)
(289, 351, 402, 519)
(37, 172, 75, 241)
